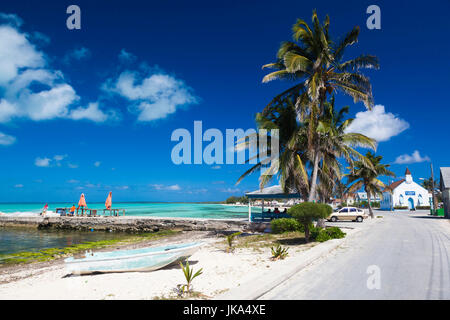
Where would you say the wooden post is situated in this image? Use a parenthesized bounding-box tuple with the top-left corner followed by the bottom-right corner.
(248, 199, 252, 222)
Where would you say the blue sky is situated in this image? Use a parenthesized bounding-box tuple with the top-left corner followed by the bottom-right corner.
(0, 0, 449, 202)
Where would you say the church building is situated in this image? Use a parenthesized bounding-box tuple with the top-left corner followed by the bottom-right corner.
(380, 168, 431, 210)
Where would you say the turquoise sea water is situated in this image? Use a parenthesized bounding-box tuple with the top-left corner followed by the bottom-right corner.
(0, 228, 131, 256)
(0, 203, 257, 259)
(0, 202, 257, 219)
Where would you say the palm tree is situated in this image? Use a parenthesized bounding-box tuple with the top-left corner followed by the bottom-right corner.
(236, 97, 376, 207)
(313, 97, 376, 200)
(420, 178, 434, 192)
(262, 10, 379, 201)
(346, 152, 395, 218)
(236, 98, 310, 199)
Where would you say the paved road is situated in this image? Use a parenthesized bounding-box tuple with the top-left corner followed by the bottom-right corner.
(260, 211, 450, 299)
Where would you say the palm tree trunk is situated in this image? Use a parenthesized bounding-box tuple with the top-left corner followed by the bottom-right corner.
(308, 151, 320, 202)
(366, 190, 374, 218)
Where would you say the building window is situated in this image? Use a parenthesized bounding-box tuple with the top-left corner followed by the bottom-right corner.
(399, 194, 404, 205)
(418, 194, 423, 205)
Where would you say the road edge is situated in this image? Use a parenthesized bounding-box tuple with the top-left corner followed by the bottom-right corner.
(214, 218, 381, 300)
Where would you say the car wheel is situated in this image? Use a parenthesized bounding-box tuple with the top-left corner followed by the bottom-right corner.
(356, 216, 363, 222)
(331, 216, 337, 222)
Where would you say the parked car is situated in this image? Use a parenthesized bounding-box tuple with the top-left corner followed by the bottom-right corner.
(327, 207, 368, 222)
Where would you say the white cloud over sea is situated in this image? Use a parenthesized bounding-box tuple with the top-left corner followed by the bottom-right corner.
(0, 131, 16, 145)
(103, 54, 199, 121)
(0, 15, 115, 125)
(345, 105, 409, 142)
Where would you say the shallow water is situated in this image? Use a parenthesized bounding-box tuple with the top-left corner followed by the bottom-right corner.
(0, 228, 130, 257)
(0, 202, 257, 219)
(0, 203, 263, 259)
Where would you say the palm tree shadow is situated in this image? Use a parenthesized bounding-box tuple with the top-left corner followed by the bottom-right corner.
(160, 260, 199, 270)
(409, 215, 446, 220)
(275, 237, 307, 246)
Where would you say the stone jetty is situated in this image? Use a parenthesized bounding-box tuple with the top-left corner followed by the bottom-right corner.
(0, 216, 268, 233)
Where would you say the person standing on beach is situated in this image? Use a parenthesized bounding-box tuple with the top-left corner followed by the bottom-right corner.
(70, 204, 76, 216)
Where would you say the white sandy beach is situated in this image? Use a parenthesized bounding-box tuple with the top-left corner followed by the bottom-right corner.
(0, 232, 320, 300)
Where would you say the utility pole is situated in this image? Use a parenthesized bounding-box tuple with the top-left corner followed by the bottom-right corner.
(430, 163, 438, 214)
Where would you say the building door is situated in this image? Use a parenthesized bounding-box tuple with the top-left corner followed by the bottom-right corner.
(408, 197, 415, 210)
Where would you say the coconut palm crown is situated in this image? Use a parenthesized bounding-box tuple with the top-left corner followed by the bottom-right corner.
(346, 152, 395, 218)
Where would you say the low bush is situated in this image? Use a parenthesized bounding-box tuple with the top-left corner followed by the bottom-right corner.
(416, 206, 431, 210)
(270, 218, 301, 234)
(271, 218, 313, 234)
(326, 226, 346, 239)
(394, 206, 408, 210)
(310, 226, 346, 242)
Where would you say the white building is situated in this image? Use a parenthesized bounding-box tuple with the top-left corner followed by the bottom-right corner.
(380, 168, 432, 210)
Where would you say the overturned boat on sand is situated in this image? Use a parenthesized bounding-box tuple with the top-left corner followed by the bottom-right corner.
(64, 242, 203, 274)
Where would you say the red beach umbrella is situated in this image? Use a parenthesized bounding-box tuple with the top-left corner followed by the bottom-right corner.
(78, 193, 87, 208)
(105, 191, 112, 210)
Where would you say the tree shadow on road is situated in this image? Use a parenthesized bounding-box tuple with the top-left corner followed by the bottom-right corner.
(409, 215, 446, 220)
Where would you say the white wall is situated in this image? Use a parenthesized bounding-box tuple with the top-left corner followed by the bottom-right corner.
(380, 181, 430, 210)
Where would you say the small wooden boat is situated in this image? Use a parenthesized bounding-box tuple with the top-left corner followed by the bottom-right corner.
(64, 242, 203, 274)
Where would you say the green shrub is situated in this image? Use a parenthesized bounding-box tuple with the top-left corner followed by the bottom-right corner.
(310, 226, 322, 240)
(310, 226, 346, 242)
(326, 227, 346, 239)
(317, 203, 333, 217)
(271, 218, 301, 234)
(394, 206, 408, 210)
(288, 202, 330, 242)
(315, 229, 331, 242)
(416, 206, 431, 210)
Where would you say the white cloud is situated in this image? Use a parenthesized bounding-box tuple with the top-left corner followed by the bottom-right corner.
(104, 63, 198, 121)
(63, 47, 91, 63)
(35, 157, 51, 167)
(35, 154, 78, 168)
(67, 179, 79, 183)
(345, 105, 409, 142)
(0, 13, 23, 27)
(94, 161, 101, 167)
(150, 184, 181, 191)
(0, 19, 115, 124)
(14, 184, 23, 188)
(53, 154, 67, 161)
(118, 49, 136, 64)
(394, 150, 430, 164)
(0, 131, 16, 145)
(211, 165, 221, 170)
(68, 102, 117, 123)
(221, 188, 241, 193)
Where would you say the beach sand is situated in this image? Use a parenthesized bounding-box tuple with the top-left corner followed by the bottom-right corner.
(0, 230, 321, 300)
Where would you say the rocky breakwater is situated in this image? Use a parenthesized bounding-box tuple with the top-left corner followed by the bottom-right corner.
(0, 215, 269, 233)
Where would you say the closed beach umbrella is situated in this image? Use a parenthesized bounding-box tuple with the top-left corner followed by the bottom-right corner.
(78, 193, 87, 208)
(105, 191, 112, 210)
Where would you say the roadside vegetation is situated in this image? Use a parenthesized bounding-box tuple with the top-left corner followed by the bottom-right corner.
(224, 196, 248, 204)
(0, 230, 180, 266)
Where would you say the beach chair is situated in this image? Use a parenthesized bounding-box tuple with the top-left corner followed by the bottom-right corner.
(87, 209, 97, 217)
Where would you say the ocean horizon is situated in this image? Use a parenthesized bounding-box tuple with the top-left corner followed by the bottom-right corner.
(0, 202, 258, 219)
